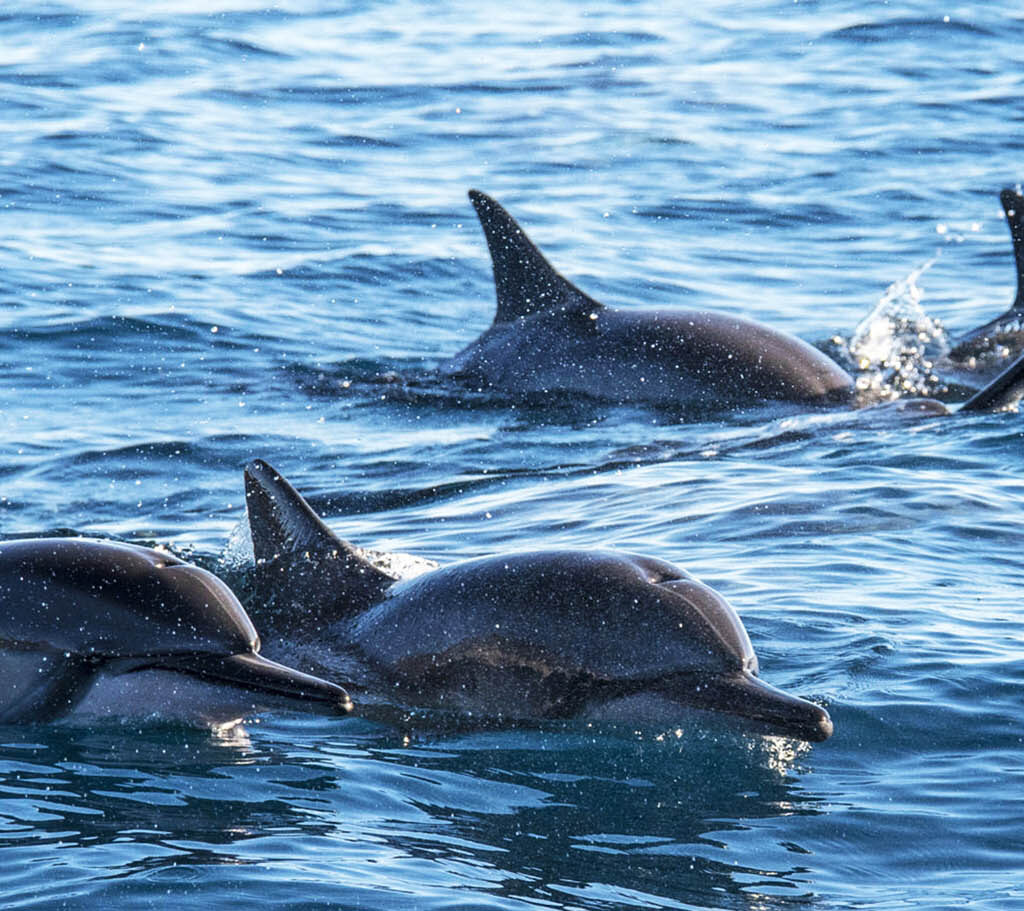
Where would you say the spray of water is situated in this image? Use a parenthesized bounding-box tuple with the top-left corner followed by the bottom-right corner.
(843, 257, 950, 404)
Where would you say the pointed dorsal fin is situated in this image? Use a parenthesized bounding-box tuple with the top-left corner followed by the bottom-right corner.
(244, 459, 346, 563)
(1000, 188, 1024, 311)
(243, 460, 394, 618)
(468, 189, 603, 324)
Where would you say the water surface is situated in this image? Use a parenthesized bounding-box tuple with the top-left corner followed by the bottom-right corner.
(2, 2, 1024, 909)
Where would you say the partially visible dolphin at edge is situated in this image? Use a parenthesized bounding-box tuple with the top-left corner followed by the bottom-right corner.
(0, 538, 352, 725)
(241, 459, 834, 744)
(442, 190, 1024, 414)
(948, 187, 1024, 368)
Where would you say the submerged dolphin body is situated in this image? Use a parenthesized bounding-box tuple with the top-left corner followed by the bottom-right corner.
(442, 190, 856, 409)
(948, 188, 1024, 369)
(441, 190, 1024, 414)
(0, 538, 352, 725)
(241, 460, 834, 743)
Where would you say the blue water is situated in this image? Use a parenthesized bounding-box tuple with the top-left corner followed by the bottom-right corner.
(2, 1, 1024, 908)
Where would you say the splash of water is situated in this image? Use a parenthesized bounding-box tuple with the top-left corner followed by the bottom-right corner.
(844, 257, 950, 403)
(219, 514, 436, 581)
(359, 547, 439, 580)
(220, 516, 255, 572)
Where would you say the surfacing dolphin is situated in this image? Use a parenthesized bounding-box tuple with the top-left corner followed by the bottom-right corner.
(443, 190, 1024, 414)
(0, 538, 352, 725)
(241, 460, 834, 743)
(442, 189, 855, 409)
(947, 187, 1024, 370)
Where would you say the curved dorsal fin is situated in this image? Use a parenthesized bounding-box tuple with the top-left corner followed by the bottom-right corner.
(243, 460, 394, 617)
(468, 190, 603, 324)
(1000, 188, 1024, 311)
(244, 459, 346, 563)
(949, 188, 1024, 359)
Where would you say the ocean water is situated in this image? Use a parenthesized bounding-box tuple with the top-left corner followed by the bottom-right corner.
(2, 1, 1024, 908)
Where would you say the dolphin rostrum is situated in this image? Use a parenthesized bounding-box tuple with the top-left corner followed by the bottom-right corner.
(0, 537, 352, 725)
(242, 460, 834, 743)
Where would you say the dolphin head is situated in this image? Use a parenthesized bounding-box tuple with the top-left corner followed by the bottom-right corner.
(0, 538, 257, 656)
(371, 550, 833, 743)
(0, 538, 351, 723)
(576, 566, 832, 742)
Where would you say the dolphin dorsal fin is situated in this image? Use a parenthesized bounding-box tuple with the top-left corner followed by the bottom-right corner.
(244, 459, 345, 562)
(243, 460, 394, 615)
(1000, 188, 1024, 312)
(949, 189, 1024, 360)
(468, 190, 603, 324)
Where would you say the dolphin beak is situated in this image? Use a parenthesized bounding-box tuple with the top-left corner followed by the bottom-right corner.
(164, 653, 353, 716)
(729, 671, 833, 742)
(661, 670, 833, 743)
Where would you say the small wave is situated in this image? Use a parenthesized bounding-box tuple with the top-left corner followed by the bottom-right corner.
(828, 17, 995, 43)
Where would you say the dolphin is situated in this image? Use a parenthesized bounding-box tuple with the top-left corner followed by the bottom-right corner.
(441, 190, 856, 409)
(0, 537, 352, 725)
(947, 187, 1024, 368)
(241, 460, 834, 743)
(441, 190, 1024, 414)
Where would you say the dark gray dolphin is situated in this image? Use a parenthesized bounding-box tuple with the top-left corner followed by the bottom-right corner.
(948, 188, 1024, 368)
(443, 190, 1024, 414)
(242, 460, 833, 743)
(0, 538, 352, 724)
(441, 190, 855, 409)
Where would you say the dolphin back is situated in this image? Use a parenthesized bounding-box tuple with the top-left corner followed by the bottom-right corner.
(458, 190, 854, 407)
